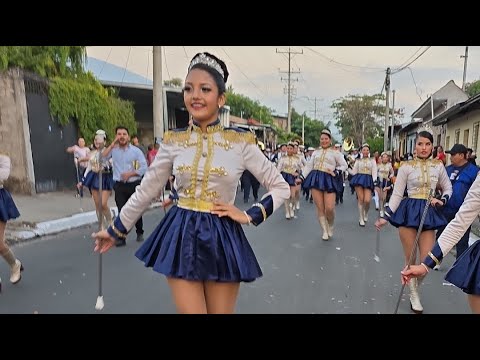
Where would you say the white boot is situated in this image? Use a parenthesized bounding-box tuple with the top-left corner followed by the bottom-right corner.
(409, 278, 423, 314)
(284, 201, 291, 219)
(363, 203, 370, 222)
(289, 199, 296, 219)
(319, 216, 329, 240)
(358, 204, 365, 226)
(327, 218, 334, 237)
(10, 259, 23, 284)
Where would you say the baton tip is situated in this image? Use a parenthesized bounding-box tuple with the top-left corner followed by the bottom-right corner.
(95, 296, 104, 310)
(374, 255, 380, 263)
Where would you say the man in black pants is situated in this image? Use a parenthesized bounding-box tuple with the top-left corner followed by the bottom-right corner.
(102, 126, 148, 246)
(241, 170, 260, 203)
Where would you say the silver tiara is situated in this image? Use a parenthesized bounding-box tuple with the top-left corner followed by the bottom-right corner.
(418, 124, 433, 135)
(189, 53, 225, 79)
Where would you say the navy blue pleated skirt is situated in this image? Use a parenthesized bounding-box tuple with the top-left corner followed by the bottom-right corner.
(83, 172, 114, 191)
(378, 178, 392, 189)
(281, 172, 297, 187)
(445, 240, 480, 295)
(388, 198, 448, 230)
(0, 188, 20, 222)
(303, 170, 338, 193)
(135, 205, 262, 282)
(350, 174, 374, 190)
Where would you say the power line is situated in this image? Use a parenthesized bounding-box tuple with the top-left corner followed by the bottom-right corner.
(221, 47, 266, 98)
(145, 49, 150, 84)
(120, 46, 132, 85)
(98, 46, 113, 78)
(407, 67, 424, 102)
(163, 46, 171, 79)
(392, 46, 431, 74)
(395, 46, 425, 70)
(303, 46, 385, 72)
(182, 46, 189, 59)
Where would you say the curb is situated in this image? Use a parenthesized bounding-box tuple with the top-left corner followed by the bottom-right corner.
(6, 202, 162, 244)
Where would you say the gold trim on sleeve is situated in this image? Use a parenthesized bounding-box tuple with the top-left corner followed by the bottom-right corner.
(428, 251, 440, 266)
(252, 202, 267, 222)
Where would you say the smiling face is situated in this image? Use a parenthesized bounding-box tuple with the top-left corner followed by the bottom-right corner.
(361, 146, 370, 158)
(320, 134, 331, 148)
(183, 68, 225, 125)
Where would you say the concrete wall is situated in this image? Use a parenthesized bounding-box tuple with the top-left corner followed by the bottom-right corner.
(0, 69, 35, 194)
(445, 109, 480, 165)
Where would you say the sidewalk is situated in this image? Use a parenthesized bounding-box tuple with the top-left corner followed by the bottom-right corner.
(5, 189, 165, 243)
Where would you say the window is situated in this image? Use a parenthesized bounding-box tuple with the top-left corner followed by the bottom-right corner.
(446, 136, 450, 151)
(437, 134, 441, 146)
(464, 129, 470, 147)
(455, 129, 460, 144)
(473, 122, 479, 152)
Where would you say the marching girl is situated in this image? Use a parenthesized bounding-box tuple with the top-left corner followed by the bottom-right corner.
(302, 129, 347, 240)
(375, 130, 452, 314)
(277, 142, 304, 219)
(294, 143, 307, 211)
(376, 152, 394, 217)
(92, 52, 290, 314)
(401, 171, 480, 314)
(78, 130, 114, 226)
(349, 144, 377, 227)
(0, 153, 23, 292)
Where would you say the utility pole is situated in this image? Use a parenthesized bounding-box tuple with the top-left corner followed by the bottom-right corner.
(312, 97, 321, 121)
(461, 46, 469, 91)
(391, 90, 396, 153)
(153, 46, 164, 143)
(384, 68, 391, 152)
(302, 114, 305, 144)
(277, 47, 302, 133)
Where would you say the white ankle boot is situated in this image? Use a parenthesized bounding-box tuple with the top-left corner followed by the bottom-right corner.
(363, 207, 369, 222)
(10, 259, 23, 284)
(319, 216, 329, 240)
(284, 201, 291, 219)
(327, 220, 334, 237)
(409, 278, 423, 314)
(358, 204, 365, 226)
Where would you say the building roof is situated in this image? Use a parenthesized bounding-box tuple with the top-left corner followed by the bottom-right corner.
(411, 80, 465, 119)
(432, 93, 480, 126)
(398, 120, 423, 134)
(86, 57, 153, 85)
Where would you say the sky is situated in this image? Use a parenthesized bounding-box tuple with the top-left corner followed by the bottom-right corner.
(86, 46, 480, 138)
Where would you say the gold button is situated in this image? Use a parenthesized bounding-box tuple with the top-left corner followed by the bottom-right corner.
(202, 152, 207, 157)
(203, 135, 208, 140)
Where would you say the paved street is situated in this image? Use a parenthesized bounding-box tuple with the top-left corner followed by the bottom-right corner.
(0, 189, 471, 314)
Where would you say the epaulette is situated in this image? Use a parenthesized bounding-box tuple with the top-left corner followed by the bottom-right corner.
(399, 160, 409, 167)
(221, 128, 256, 145)
(163, 127, 191, 144)
(223, 126, 249, 133)
(430, 159, 443, 166)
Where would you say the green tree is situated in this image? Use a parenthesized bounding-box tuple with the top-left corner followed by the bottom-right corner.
(226, 89, 274, 125)
(164, 77, 183, 88)
(465, 79, 480, 97)
(364, 136, 384, 154)
(291, 108, 328, 147)
(332, 94, 385, 148)
(0, 46, 86, 77)
(0, 46, 136, 141)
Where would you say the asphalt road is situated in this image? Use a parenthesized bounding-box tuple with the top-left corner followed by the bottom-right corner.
(0, 189, 470, 314)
